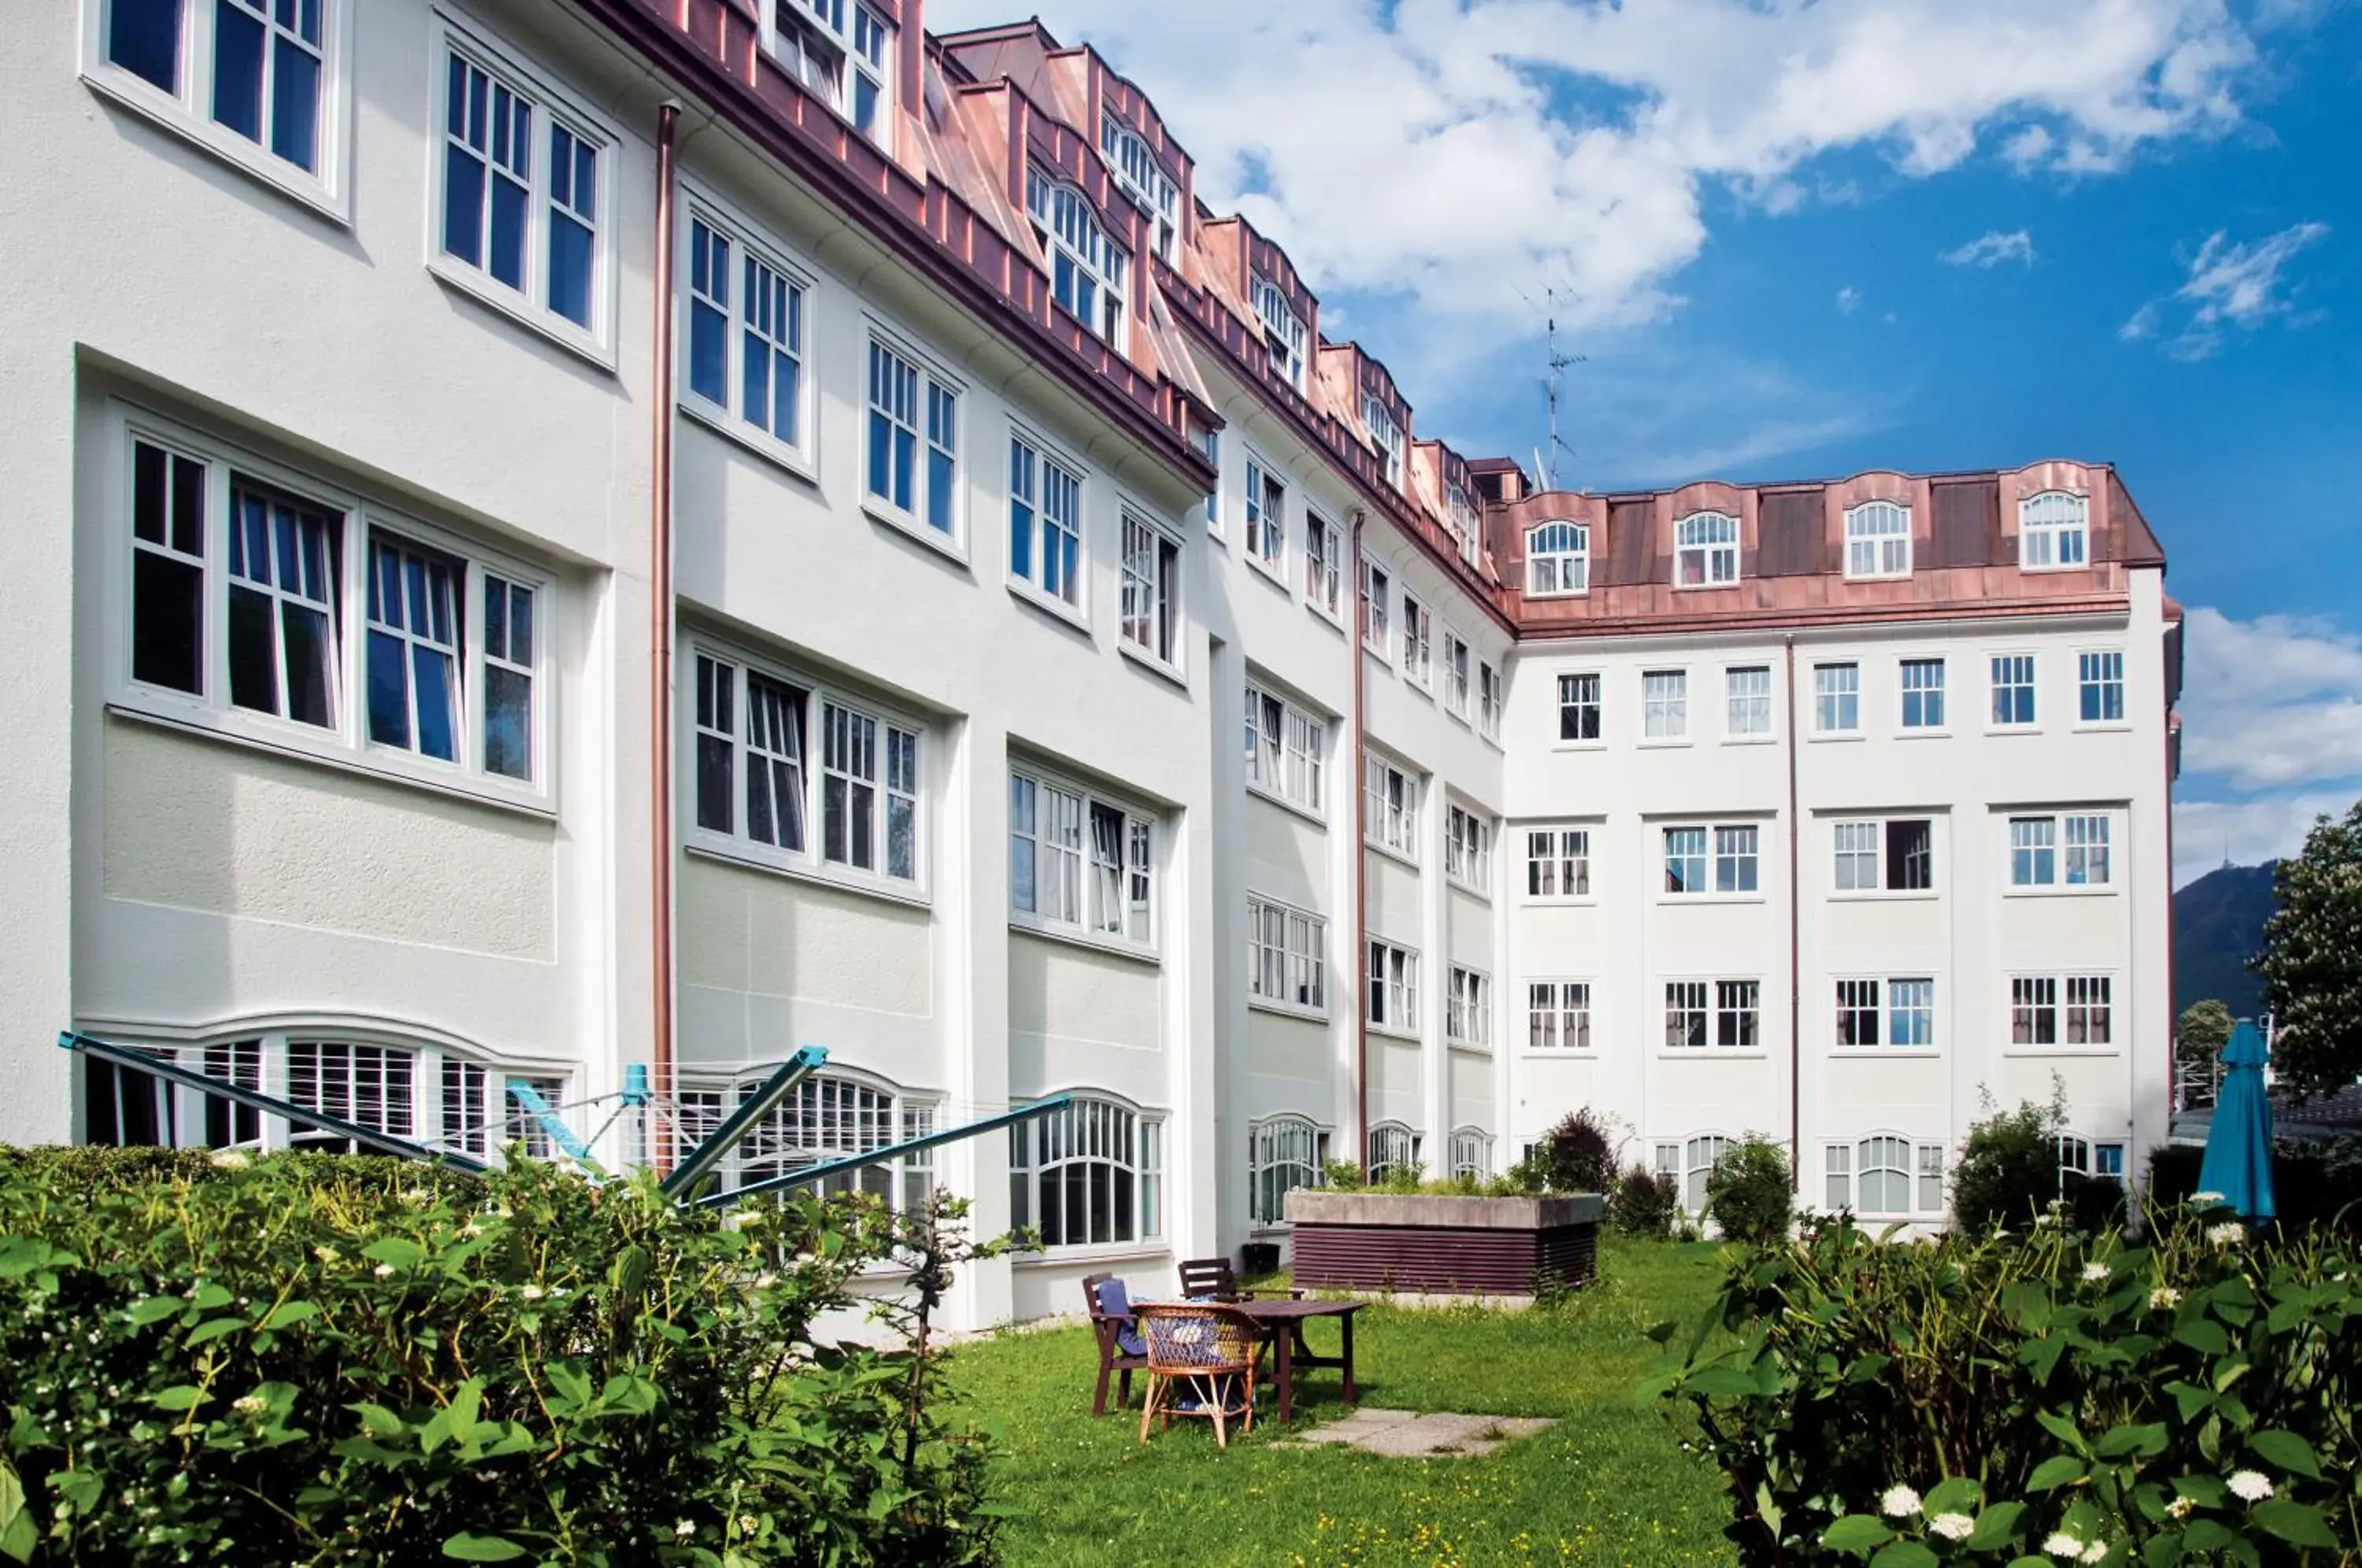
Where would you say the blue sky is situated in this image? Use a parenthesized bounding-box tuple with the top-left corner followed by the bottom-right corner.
(930, 0, 2362, 882)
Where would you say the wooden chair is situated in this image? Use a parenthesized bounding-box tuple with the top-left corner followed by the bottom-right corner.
(1135, 1302, 1266, 1448)
(1179, 1255, 1304, 1302)
(1081, 1272, 1149, 1416)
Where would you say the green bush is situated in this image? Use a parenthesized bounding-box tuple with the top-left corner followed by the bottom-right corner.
(1950, 1096, 2067, 1234)
(0, 1145, 1002, 1566)
(2149, 1137, 2362, 1237)
(1609, 1166, 1681, 1239)
(1533, 1108, 1618, 1194)
(1705, 1137, 1791, 1245)
(1648, 1204, 2362, 1565)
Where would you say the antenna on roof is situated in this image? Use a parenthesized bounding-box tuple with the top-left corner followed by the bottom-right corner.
(1538, 282, 1584, 492)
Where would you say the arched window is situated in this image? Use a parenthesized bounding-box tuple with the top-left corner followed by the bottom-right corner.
(2057, 1133, 2125, 1188)
(1525, 520, 1590, 596)
(1843, 501, 1911, 579)
(1368, 1120, 1422, 1182)
(2019, 491, 2088, 570)
(1009, 1093, 1164, 1247)
(1654, 1133, 1734, 1211)
(1024, 166, 1129, 349)
(1823, 1135, 1946, 1215)
(1674, 512, 1740, 586)
(1249, 1115, 1327, 1224)
(1449, 1126, 1492, 1182)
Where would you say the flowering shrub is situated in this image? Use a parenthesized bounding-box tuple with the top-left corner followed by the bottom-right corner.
(0, 1146, 1004, 1566)
(1646, 1200, 2360, 1564)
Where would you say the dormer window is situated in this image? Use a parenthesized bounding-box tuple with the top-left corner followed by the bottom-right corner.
(1448, 481, 1481, 565)
(768, 1, 892, 146)
(1675, 512, 1739, 587)
(2020, 490, 2089, 570)
(1363, 394, 1404, 490)
(1026, 166, 1129, 349)
(1844, 500, 1911, 579)
(1250, 275, 1305, 391)
(1525, 521, 1589, 596)
(1101, 115, 1178, 263)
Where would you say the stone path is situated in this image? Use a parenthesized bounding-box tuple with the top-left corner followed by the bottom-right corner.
(1285, 1407, 1553, 1457)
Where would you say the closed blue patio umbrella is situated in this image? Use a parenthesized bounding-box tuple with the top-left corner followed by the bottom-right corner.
(2196, 1019, 2276, 1223)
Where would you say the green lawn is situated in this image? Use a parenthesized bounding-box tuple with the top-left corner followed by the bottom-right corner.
(942, 1237, 1739, 1567)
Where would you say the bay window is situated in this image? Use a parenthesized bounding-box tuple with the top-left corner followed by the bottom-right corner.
(1026, 166, 1129, 349)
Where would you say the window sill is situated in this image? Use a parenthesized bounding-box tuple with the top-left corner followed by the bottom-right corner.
(1524, 588, 1590, 603)
(1118, 641, 1189, 691)
(1637, 737, 1694, 750)
(2002, 885, 2117, 899)
(1671, 580, 1743, 594)
(1007, 913, 1161, 968)
(1445, 706, 1473, 730)
(1657, 1050, 1770, 1061)
(108, 700, 557, 823)
(2071, 723, 2136, 735)
(1010, 1241, 1169, 1270)
(1248, 997, 1330, 1025)
(428, 257, 616, 374)
(1520, 1048, 1596, 1060)
(1245, 553, 1292, 596)
(1896, 727, 1951, 741)
(1842, 571, 1912, 585)
(683, 841, 931, 911)
(82, 68, 352, 226)
(1658, 893, 1767, 907)
(1553, 740, 1608, 753)
(2003, 1047, 2123, 1060)
(1362, 839, 1420, 873)
(1520, 896, 1597, 908)
(1446, 1039, 1494, 1056)
(1405, 679, 1436, 703)
(1445, 875, 1493, 902)
(1245, 781, 1327, 829)
(1829, 1048, 1943, 1060)
(1367, 1025, 1421, 1044)
(1722, 734, 1779, 746)
(677, 398, 818, 486)
(1985, 726, 2043, 738)
(861, 500, 969, 567)
(1827, 890, 1940, 904)
(1808, 730, 1867, 744)
(1008, 577, 1092, 636)
(1306, 601, 1348, 637)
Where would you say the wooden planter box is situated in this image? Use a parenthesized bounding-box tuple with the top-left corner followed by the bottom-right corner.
(1283, 1191, 1605, 1296)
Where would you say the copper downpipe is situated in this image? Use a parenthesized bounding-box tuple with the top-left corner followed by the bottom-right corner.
(1351, 509, 1370, 1177)
(650, 101, 681, 1173)
(1784, 634, 1801, 1189)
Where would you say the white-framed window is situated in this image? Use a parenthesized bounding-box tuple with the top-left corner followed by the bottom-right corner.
(681, 198, 813, 465)
(1368, 1122, 1423, 1182)
(1479, 662, 1504, 742)
(865, 332, 961, 538)
(766, 0, 895, 146)
(1525, 827, 1591, 900)
(1119, 512, 1183, 668)
(1364, 754, 1418, 859)
(1449, 1126, 1493, 1182)
(1245, 683, 1327, 812)
(1844, 501, 1912, 579)
(1400, 595, 1434, 687)
(1008, 432, 1084, 610)
(682, 1067, 936, 1207)
(2078, 650, 2127, 724)
(1527, 980, 1592, 1051)
(1360, 557, 1390, 655)
(1009, 1095, 1162, 1248)
(1249, 1115, 1327, 1224)
(1525, 521, 1590, 596)
(117, 412, 550, 801)
(1834, 978, 1936, 1048)
(1664, 823, 1759, 895)
(1304, 512, 1343, 616)
(1367, 939, 1420, 1037)
(1026, 165, 1129, 349)
(1675, 512, 1740, 587)
(1448, 481, 1482, 566)
(1991, 653, 2038, 727)
(1446, 634, 1473, 719)
(1901, 657, 1946, 730)
(1009, 767, 1156, 951)
(81, 0, 351, 217)
(690, 645, 922, 891)
(1363, 394, 1405, 490)
(1446, 967, 1492, 1047)
(1244, 457, 1287, 574)
(1643, 669, 1689, 740)
(2059, 1135, 2128, 1185)
(2010, 812, 2112, 888)
(2012, 975, 2115, 1048)
(1664, 982, 1709, 1048)
(1247, 896, 1327, 1015)
(1831, 818, 1935, 893)
(1825, 1137, 1945, 1216)
(1445, 804, 1493, 892)
(1719, 981, 1761, 1048)
(1198, 427, 1221, 532)
(1251, 274, 1308, 391)
(1725, 666, 1772, 738)
(1100, 113, 1178, 261)
(431, 20, 613, 356)
(1558, 671, 1601, 741)
(1656, 1135, 1734, 1212)
(2020, 490, 2089, 570)
(1813, 662, 1860, 734)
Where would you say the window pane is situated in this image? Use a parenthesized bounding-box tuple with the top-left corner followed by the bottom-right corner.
(269, 31, 322, 169)
(111, 0, 186, 91)
(212, 1, 266, 143)
(131, 549, 205, 694)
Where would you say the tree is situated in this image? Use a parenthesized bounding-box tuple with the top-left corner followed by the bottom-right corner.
(2175, 998, 2234, 1108)
(2255, 798, 2362, 1100)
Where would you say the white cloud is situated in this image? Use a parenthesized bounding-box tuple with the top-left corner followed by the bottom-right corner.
(928, 0, 2261, 327)
(1942, 228, 2037, 268)
(1836, 285, 1862, 313)
(2124, 220, 2331, 358)
(2173, 793, 2352, 886)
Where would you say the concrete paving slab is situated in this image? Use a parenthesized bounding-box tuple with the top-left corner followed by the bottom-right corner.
(1287, 1408, 1554, 1457)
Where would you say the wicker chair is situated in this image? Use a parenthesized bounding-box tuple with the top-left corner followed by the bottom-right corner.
(1135, 1301, 1266, 1447)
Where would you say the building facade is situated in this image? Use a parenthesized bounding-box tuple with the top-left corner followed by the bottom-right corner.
(0, 0, 2176, 1327)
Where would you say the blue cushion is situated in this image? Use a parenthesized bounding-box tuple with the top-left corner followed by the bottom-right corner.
(1095, 1278, 1145, 1357)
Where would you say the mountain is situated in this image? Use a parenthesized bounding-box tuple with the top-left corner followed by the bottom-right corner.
(2173, 862, 2279, 1019)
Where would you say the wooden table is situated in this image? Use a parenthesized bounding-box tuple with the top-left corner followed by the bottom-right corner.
(1232, 1298, 1362, 1422)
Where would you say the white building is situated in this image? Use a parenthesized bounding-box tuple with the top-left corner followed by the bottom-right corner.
(0, 0, 2176, 1326)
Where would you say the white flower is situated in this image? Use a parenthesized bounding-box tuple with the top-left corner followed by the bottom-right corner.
(723, 1210, 759, 1233)
(2166, 1496, 2194, 1520)
(372, 1263, 396, 1278)
(2229, 1470, 2273, 1502)
(459, 1222, 483, 1238)
(2192, 1191, 2226, 1207)
(1929, 1512, 1975, 1542)
(2080, 1540, 2109, 1566)
(2149, 1285, 2182, 1310)
(231, 1395, 266, 1418)
(209, 1150, 250, 1170)
(2045, 1533, 2086, 1559)
(753, 1273, 778, 1290)
(2082, 1262, 2111, 1282)
(2035, 1213, 2060, 1227)
(674, 1521, 695, 1540)
(1879, 1485, 1923, 1518)
(2207, 1222, 2246, 1248)
(519, 1285, 547, 1302)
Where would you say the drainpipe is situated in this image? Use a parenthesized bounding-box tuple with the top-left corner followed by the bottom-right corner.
(650, 101, 681, 1172)
(1783, 634, 1801, 1189)
(1351, 508, 1371, 1178)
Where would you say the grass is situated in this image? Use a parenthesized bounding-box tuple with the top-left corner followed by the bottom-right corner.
(940, 1237, 1739, 1567)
